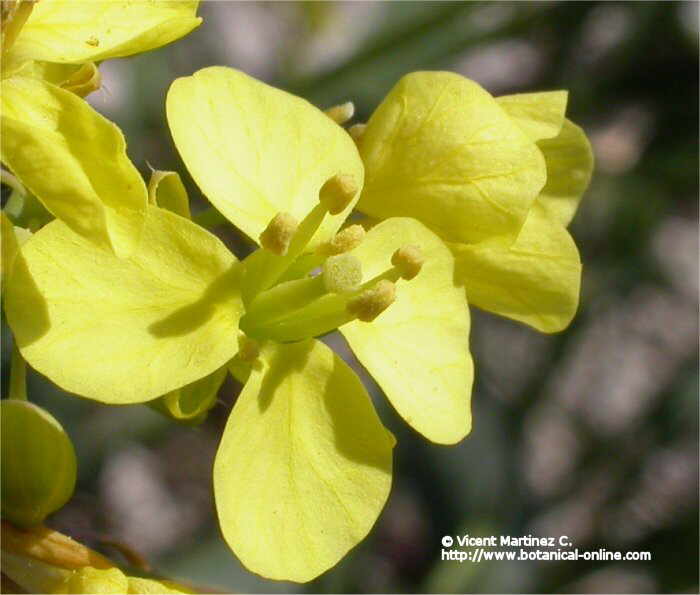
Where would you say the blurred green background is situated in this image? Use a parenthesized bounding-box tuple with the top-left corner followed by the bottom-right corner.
(3, 1, 698, 593)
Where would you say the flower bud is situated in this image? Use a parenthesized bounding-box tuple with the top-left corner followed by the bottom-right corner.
(1, 400, 77, 527)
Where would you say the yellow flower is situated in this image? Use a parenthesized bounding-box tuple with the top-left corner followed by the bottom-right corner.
(355, 71, 594, 332)
(1, 0, 201, 257)
(6, 67, 473, 582)
(1, 0, 201, 86)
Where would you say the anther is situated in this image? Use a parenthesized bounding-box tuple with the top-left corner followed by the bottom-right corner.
(319, 173, 357, 215)
(316, 224, 365, 256)
(324, 102, 355, 125)
(238, 335, 260, 363)
(391, 245, 424, 280)
(322, 253, 363, 295)
(346, 279, 396, 322)
(348, 123, 366, 142)
(259, 212, 298, 256)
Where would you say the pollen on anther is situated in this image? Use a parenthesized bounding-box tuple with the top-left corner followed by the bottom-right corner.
(317, 224, 365, 256)
(259, 212, 298, 256)
(346, 279, 396, 322)
(391, 244, 424, 280)
(319, 173, 357, 215)
(324, 102, 355, 125)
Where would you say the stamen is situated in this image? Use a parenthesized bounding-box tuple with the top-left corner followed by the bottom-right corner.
(346, 280, 396, 322)
(242, 204, 326, 303)
(348, 123, 366, 142)
(324, 101, 355, 125)
(259, 212, 298, 256)
(319, 173, 357, 215)
(322, 253, 362, 295)
(391, 245, 424, 280)
(316, 224, 365, 256)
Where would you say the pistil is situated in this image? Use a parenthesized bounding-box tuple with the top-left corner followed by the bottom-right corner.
(241, 245, 424, 343)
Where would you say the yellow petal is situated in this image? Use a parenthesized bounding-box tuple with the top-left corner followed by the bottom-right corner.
(58, 62, 102, 97)
(1, 212, 30, 289)
(214, 339, 394, 582)
(450, 202, 581, 333)
(13, 61, 102, 97)
(127, 577, 194, 594)
(340, 217, 473, 444)
(5, 206, 243, 404)
(148, 169, 191, 219)
(357, 71, 546, 244)
(150, 366, 226, 424)
(167, 66, 364, 248)
(1, 76, 147, 257)
(536, 119, 594, 226)
(496, 90, 568, 141)
(56, 567, 128, 594)
(8, 0, 201, 65)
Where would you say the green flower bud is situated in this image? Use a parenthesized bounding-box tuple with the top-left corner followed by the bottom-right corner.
(1, 400, 77, 527)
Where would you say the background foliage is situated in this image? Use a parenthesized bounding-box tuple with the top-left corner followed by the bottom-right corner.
(3, 2, 698, 593)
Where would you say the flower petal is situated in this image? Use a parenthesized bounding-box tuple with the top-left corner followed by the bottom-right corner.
(150, 366, 226, 424)
(127, 577, 194, 594)
(340, 217, 473, 444)
(357, 71, 546, 244)
(214, 339, 394, 583)
(167, 66, 364, 248)
(58, 567, 128, 594)
(1, 212, 30, 290)
(5, 206, 243, 404)
(496, 90, 568, 142)
(148, 169, 191, 219)
(535, 119, 594, 226)
(450, 202, 581, 333)
(9, 0, 201, 65)
(1, 76, 147, 257)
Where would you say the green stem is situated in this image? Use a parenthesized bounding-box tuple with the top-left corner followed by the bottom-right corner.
(9, 343, 27, 401)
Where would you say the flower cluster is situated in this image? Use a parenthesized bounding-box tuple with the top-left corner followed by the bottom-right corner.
(1, 5, 592, 587)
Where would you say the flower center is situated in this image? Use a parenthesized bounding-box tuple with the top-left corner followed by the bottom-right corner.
(238, 179, 425, 345)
